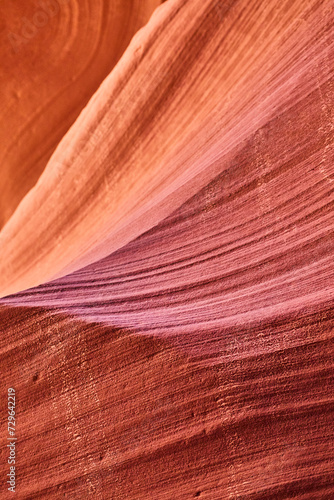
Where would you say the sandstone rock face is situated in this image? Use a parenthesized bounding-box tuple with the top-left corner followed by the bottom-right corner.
(0, 0, 162, 229)
(0, 0, 333, 498)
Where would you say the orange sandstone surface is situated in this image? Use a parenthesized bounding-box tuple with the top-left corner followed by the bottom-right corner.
(0, 0, 333, 498)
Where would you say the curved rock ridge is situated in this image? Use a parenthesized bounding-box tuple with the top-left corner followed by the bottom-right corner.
(2, 78, 334, 358)
(1, 0, 334, 498)
(1, 0, 333, 298)
(0, 0, 162, 229)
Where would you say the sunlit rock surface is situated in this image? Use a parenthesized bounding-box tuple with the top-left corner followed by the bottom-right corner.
(0, 0, 333, 498)
(0, 0, 161, 228)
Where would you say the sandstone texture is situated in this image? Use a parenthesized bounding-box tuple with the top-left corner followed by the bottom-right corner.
(0, 0, 333, 498)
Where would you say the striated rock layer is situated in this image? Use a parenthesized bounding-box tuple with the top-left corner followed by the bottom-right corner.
(0, 305, 333, 499)
(1, 0, 333, 297)
(0, 0, 333, 498)
(0, 0, 162, 228)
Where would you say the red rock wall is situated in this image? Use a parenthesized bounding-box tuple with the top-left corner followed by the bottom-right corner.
(0, 0, 333, 498)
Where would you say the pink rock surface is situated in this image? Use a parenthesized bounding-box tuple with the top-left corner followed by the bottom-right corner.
(1, 0, 333, 297)
(0, 0, 333, 498)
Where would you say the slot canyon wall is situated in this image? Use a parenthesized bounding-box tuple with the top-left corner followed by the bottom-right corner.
(0, 0, 333, 498)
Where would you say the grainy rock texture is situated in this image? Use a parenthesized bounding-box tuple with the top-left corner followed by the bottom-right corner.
(0, 0, 162, 228)
(0, 0, 333, 498)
